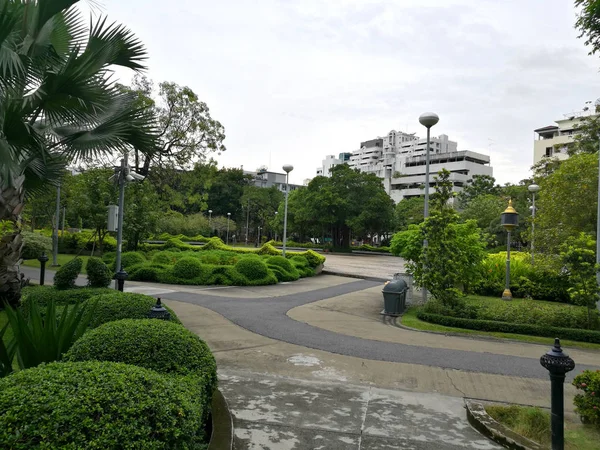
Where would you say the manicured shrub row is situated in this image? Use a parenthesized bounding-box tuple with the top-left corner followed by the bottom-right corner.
(573, 370, 600, 426)
(423, 297, 599, 330)
(21, 231, 52, 260)
(66, 319, 218, 411)
(84, 292, 180, 328)
(36, 229, 119, 253)
(416, 311, 600, 344)
(20, 285, 111, 317)
(0, 361, 208, 448)
(152, 232, 211, 243)
(355, 244, 391, 253)
(267, 256, 300, 282)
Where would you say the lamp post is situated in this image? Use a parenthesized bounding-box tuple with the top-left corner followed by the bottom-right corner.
(51, 184, 61, 266)
(500, 199, 519, 300)
(540, 338, 575, 450)
(208, 209, 212, 233)
(282, 164, 294, 257)
(274, 211, 278, 242)
(528, 184, 540, 265)
(245, 198, 250, 246)
(418, 112, 439, 303)
(257, 226, 262, 246)
(226, 212, 231, 245)
(38, 253, 49, 286)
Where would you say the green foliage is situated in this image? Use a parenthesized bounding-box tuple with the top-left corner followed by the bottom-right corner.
(102, 251, 116, 264)
(85, 293, 180, 329)
(561, 233, 599, 324)
(65, 319, 217, 397)
(118, 251, 146, 270)
(267, 256, 300, 282)
(416, 311, 600, 343)
(241, 186, 284, 240)
(302, 249, 326, 268)
(20, 231, 51, 260)
(173, 257, 204, 278)
(128, 265, 167, 282)
(0, 322, 16, 378)
(85, 257, 112, 288)
(459, 194, 505, 245)
(395, 197, 424, 231)
(152, 251, 177, 264)
(576, 0, 600, 56)
(5, 299, 96, 370)
(257, 242, 281, 256)
(157, 212, 211, 238)
(573, 370, 600, 426)
(0, 361, 208, 448)
(290, 255, 315, 277)
(235, 257, 271, 281)
(123, 181, 161, 250)
(20, 286, 111, 317)
(485, 405, 550, 447)
(53, 258, 83, 290)
(355, 244, 391, 253)
(457, 175, 500, 208)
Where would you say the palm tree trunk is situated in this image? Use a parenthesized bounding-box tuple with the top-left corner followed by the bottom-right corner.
(0, 174, 26, 307)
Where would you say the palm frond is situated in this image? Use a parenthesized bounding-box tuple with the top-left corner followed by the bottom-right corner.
(35, 0, 79, 37)
(0, 0, 25, 84)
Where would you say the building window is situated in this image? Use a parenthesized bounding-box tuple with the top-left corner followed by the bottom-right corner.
(545, 147, 553, 157)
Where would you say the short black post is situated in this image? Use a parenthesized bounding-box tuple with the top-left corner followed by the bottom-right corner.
(540, 338, 575, 450)
(38, 253, 49, 286)
(115, 268, 128, 292)
(148, 298, 171, 320)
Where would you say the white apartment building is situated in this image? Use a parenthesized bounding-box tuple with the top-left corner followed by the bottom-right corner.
(343, 130, 491, 203)
(316, 152, 352, 177)
(533, 106, 597, 165)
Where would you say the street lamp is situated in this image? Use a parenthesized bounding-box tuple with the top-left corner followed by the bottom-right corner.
(257, 226, 262, 246)
(226, 212, 231, 245)
(418, 112, 439, 303)
(500, 199, 519, 300)
(208, 209, 212, 234)
(274, 211, 279, 242)
(528, 184, 540, 265)
(282, 164, 294, 257)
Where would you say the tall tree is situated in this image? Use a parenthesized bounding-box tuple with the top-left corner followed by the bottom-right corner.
(207, 168, 253, 223)
(575, 0, 600, 55)
(457, 175, 500, 208)
(395, 197, 424, 231)
(120, 75, 226, 176)
(240, 186, 284, 242)
(0, 0, 156, 305)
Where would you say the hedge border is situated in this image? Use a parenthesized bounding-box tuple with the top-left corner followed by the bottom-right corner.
(416, 311, 600, 344)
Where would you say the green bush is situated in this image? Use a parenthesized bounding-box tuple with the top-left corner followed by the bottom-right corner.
(257, 243, 281, 256)
(101, 251, 115, 264)
(85, 257, 112, 288)
(53, 258, 83, 290)
(21, 231, 52, 260)
(235, 257, 270, 280)
(173, 257, 204, 278)
(152, 251, 176, 265)
(573, 370, 600, 426)
(85, 292, 180, 328)
(116, 251, 146, 270)
(290, 255, 315, 277)
(128, 264, 168, 282)
(355, 244, 391, 253)
(300, 249, 326, 268)
(65, 319, 217, 398)
(20, 285, 111, 316)
(416, 311, 600, 343)
(267, 256, 300, 282)
(0, 361, 208, 448)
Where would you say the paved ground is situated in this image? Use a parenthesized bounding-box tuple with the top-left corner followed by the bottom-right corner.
(322, 253, 406, 280)
(20, 262, 600, 449)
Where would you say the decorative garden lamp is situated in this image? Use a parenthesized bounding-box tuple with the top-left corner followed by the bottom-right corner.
(500, 199, 519, 300)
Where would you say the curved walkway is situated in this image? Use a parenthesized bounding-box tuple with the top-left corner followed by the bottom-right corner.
(161, 280, 600, 380)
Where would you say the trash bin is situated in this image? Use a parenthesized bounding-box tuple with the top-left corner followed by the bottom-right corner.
(382, 278, 408, 316)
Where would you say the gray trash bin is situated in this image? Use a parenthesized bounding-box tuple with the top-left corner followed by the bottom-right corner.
(382, 279, 408, 316)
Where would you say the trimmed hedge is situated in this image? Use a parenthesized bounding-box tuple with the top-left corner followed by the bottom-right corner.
(86, 257, 112, 288)
(173, 257, 204, 278)
(267, 256, 300, 282)
(116, 251, 146, 270)
(416, 311, 600, 344)
(0, 361, 207, 448)
(235, 257, 270, 280)
(65, 319, 217, 401)
(84, 292, 180, 328)
(20, 285, 112, 316)
(21, 231, 52, 260)
(53, 258, 82, 290)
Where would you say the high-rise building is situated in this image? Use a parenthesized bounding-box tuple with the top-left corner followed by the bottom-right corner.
(316, 152, 352, 177)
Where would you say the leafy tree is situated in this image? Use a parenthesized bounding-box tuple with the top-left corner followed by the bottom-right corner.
(395, 197, 424, 231)
(0, 0, 156, 305)
(575, 0, 600, 55)
(560, 233, 599, 326)
(460, 194, 505, 245)
(391, 170, 486, 307)
(207, 168, 253, 223)
(535, 153, 598, 254)
(241, 186, 284, 242)
(121, 76, 226, 175)
(457, 175, 500, 208)
(123, 181, 161, 250)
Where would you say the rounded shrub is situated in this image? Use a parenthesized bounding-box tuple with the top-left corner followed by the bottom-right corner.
(86, 257, 112, 288)
(267, 256, 300, 282)
(152, 251, 175, 265)
(53, 257, 83, 290)
(235, 257, 270, 280)
(173, 257, 204, 279)
(84, 292, 180, 328)
(21, 231, 52, 260)
(128, 264, 168, 282)
(101, 251, 116, 265)
(117, 251, 146, 270)
(65, 319, 217, 395)
(0, 361, 207, 449)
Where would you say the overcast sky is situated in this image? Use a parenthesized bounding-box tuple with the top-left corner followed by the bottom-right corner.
(100, 0, 599, 185)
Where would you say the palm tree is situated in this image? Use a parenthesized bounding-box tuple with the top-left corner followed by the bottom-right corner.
(0, 0, 157, 305)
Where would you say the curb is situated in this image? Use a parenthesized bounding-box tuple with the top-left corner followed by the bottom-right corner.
(465, 400, 543, 450)
(321, 270, 388, 283)
(208, 389, 234, 450)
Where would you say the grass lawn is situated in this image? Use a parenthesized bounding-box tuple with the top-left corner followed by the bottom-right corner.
(486, 405, 600, 450)
(22, 254, 90, 275)
(401, 307, 600, 350)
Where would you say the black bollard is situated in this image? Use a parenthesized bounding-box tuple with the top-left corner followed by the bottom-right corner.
(38, 253, 49, 286)
(540, 338, 575, 450)
(115, 268, 128, 292)
(148, 298, 171, 320)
